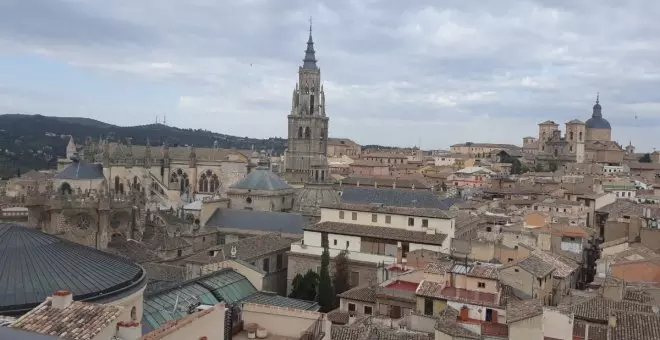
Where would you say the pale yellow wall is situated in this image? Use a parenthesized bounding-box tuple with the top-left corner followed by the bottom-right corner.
(415, 297, 446, 316)
(148, 306, 226, 340)
(509, 314, 544, 340)
(108, 285, 146, 322)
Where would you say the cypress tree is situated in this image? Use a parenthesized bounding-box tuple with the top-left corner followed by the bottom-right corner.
(317, 246, 334, 312)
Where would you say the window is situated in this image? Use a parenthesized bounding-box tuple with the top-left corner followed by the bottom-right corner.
(508, 258, 514, 262)
(346, 241, 350, 249)
(348, 303, 356, 312)
(408, 218, 414, 226)
(276, 254, 283, 270)
(514, 268, 519, 272)
(424, 298, 433, 316)
(246, 197, 252, 204)
(372, 214, 378, 222)
(385, 215, 392, 224)
(350, 271, 360, 287)
(177, 249, 182, 257)
(352, 212, 357, 220)
(339, 211, 345, 219)
(534, 205, 538, 211)
(477, 282, 486, 288)
(263, 258, 270, 272)
(422, 219, 428, 228)
(364, 306, 373, 315)
(486, 226, 492, 232)
(333, 239, 337, 246)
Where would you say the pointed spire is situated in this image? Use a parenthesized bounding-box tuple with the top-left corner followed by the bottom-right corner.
(302, 17, 317, 69)
(596, 92, 600, 104)
(592, 91, 602, 117)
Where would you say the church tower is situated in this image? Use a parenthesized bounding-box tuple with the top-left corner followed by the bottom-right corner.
(284, 21, 330, 184)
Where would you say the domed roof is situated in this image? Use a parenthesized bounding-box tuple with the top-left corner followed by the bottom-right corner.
(585, 116, 611, 129)
(585, 94, 611, 129)
(0, 224, 146, 315)
(293, 185, 341, 217)
(229, 167, 292, 191)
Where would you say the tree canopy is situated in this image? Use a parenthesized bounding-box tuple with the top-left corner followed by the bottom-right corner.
(317, 247, 335, 312)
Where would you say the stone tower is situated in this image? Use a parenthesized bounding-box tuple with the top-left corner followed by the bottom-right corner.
(565, 119, 586, 163)
(284, 22, 330, 184)
(538, 121, 559, 152)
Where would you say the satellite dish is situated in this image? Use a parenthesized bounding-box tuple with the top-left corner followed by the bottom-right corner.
(230, 245, 237, 259)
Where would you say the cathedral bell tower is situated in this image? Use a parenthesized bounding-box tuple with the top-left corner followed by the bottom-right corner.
(284, 20, 330, 184)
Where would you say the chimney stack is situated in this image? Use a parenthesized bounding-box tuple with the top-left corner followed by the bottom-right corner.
(116, 321, 141, 340)
(52, 290, 73, 310)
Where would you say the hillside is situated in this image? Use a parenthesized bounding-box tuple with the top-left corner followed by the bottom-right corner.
(0, 114, 287, 179)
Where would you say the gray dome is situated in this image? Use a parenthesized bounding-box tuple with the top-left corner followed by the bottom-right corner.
(229, 167, 292, 191)
(586, 96, 611, 129)
(0, 224, 146, 315)
(585, 116, 611, 129)
(293, 185, 340, 217)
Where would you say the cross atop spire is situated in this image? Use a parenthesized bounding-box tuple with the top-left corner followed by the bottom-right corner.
(596, 92, 600, 104)
(302, 17, 318, 70)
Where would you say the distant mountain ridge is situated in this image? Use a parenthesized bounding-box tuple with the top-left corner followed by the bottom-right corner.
(0, 114, 288, 178)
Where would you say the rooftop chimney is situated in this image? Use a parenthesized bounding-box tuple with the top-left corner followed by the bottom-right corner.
(116, 321, 141, 340)
(52, 290, 73, 310)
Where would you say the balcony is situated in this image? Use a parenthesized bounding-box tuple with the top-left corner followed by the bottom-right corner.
(290, 241, 396, 265)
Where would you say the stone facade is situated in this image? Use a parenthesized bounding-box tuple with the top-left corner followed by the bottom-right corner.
(527, 98, 624, 166)
(283, 26, 330, 185)
(26, 191, 142, 250)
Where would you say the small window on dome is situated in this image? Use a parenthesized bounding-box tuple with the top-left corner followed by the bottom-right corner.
(246, 197, 252, 204)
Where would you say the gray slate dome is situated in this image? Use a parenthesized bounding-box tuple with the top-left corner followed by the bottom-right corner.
(293, 184, 341, 217)
(0, 224, 146, 315)
(230, 167, 292, 191)
(585, 96, 611, 129)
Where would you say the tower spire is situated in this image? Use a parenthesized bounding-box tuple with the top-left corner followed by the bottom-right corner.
(596, 92, 600, 104)
(302, 17, 317, 69)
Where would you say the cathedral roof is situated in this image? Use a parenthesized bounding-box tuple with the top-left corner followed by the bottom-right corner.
(54, 159, 105, 180)
(0, 224, 146, 316)
(229, 166, 292, 191)
(302, 19, 318, 70)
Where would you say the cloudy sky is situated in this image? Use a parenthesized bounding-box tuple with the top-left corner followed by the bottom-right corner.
(0, 0, 659, 150)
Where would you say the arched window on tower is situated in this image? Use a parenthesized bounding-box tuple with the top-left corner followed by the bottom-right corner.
(579, 131, 583, 141)
(114, 176, 120, 192)
(320, 130, 325, 139)
(569, 131, 574, 140)
(210, 174, 219, 193)
(199, 173, 208, 192)
(304, 127, 311, 139)
(298, 127, 303, 138)
(133, 176, 140, 191)
(309, 93, 315, 115)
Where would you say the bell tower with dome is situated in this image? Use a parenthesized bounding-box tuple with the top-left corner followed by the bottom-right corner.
(585, 93, 612, 142)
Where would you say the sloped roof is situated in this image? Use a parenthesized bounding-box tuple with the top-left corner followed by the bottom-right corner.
(54, 160, 105, 180)
(205, 208, 308, 234)
(229, 167, 292, 191)
(0, 224, 146, 315)
(340, 187, 454, 210)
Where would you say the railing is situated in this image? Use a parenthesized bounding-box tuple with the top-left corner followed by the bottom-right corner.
(299, 315, 325, 340)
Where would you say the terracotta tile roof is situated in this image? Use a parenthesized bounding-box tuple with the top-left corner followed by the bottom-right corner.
(434, 307, 480, 339)
(467, 265, 499, 280)
(424, 259, 453, 275)
(338, 286, 377, 303)
(331, 323, 432, 340)
(624, 289, 654, 303)
(305, 221, 447, 246)
(416, 281, 500, 307)
(530, 248, 579, 278)
(571, 296, 654, 322)
(11, 300, 123, 340)
(506, 299, 543, 323)
(321, 202, 455, 219)
(326, 309, 350, 324)
(481, 322, 509, 337)
(506, 254, 555, 278)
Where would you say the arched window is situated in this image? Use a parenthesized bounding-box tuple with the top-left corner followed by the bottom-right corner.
(133, 176, 140, 191)
(579, 131, 583, 141)
(554, 149, 559, 157)
(569, 131, 574, 140)
(298, 127, 303, 138)
(304, 127, 311, 139)
(320, 130, 325, 139)
(119, 183, 125, 194)
(60, 182, 72, 195)
(114, 176, 121, 192)
(199, 173, 208, 192)
(210, 174, 219, 193)
(246, 197, 252, 204)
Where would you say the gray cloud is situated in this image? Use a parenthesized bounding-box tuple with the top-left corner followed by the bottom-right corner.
(0, 0, 659, 149)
